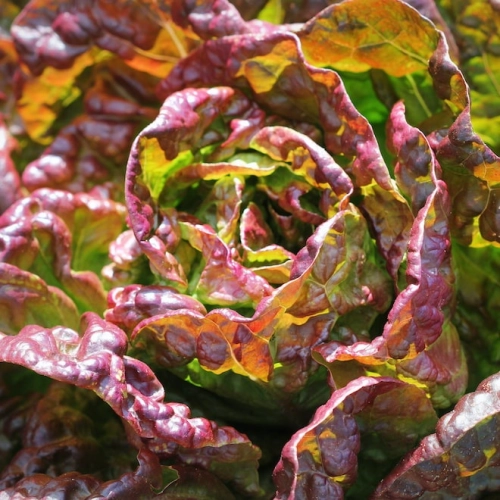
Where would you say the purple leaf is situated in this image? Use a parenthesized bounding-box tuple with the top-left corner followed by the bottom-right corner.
(105, 284, 206, 335)
(0, 189, 126, 314)
(428, 33, 500, 245)
(158, 31, 395, 192)
(0, 263, 79, 334)
(383, 182, 453, 358)
(171, 0, 278, 39)
(12, 0, 161, 75)
(274, 376, 436, 499)
(0, 313, 261, 495)
(373, 371, 500, 499)
(0, 117, 22, 215)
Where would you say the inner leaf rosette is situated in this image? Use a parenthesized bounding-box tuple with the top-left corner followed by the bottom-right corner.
(125, 85, 353, 307)
(122, 84, 394, 417)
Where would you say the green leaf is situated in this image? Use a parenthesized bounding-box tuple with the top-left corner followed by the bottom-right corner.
(257, 0, 284, 24)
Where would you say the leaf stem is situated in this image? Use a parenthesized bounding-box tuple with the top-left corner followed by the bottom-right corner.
(162, 19, 188, 59)
(133, 46, 180, 63)
(406, 74, 432, 118)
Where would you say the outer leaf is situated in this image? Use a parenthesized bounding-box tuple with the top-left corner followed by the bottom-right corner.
(383, 182, 453, 358)
(0, 263, 79, 334)
(0, 313, 261, 495)
(261, 0, 331, 24)
(105, 284, 206, 335)
(15, 53, 94, 144)
(0, 382, 104, 489)
(298, 1, 448, 129)
(21, 63, 159, 194)
(0, 448, 167, 499)
(403, 0, 459, 60)
(0, 188, 126, 275)
(432, 105, 500, 186)
(11, 0, 197, 73)
(88, 448, 166, 498)
(21, 117, 136, 194)
(273, 376, 436, 499)
(428, 33, 500, 245)
(437, 0, 500, 152)
(0, 371, 179, 496)
(0, 210, 107, 314)
(171, 0, 278, 39)
(11, 0, 197, 142)
(0, 473, 100, 499)
(373, 371, 500, 499)
(0, 117, 22, 215)
(317, 318, 468, 409)
(0, 366, 40, 472)
(298, 0, 440, 77)
(133, 306, 276, 382)
(314, 181, 467, 407)
(158, 31, 396, 192)
(0, 189, 126, 314)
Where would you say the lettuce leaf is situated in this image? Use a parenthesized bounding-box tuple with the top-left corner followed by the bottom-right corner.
(0, 313, 261, 496)
(274, 376, 436, 498)
(374, 371, 500, 499)
(2, 0, 500, 497)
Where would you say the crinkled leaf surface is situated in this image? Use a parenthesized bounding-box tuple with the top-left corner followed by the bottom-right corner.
(0, 189, 125, 313)
(158, 30, 396, 191)
(105, 283, 206, 334)
(11, 0, 198, 142)
(3, 0, 500, 498)
(0, 118, 22, 214)
(0, 448, 167, 499)
(0, 188, 127, 274)
(20, 60, 160, 194)
(314, 175, 467, 408)
(298, 0, 439, 77)
(437, 0, 500, 152)
(0, 263, 79, 334)
(383, 169, 453, 357)
(133, 306, 276, 382)
(126, 84, 364, 312)
(373, 371, 500, 499)
(274, 376, 436, 499)
(171, 0, 278, 39)
(0, 369, 175, 497)
(0, 313, 261, 496)
(426, 33, 500, 245)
